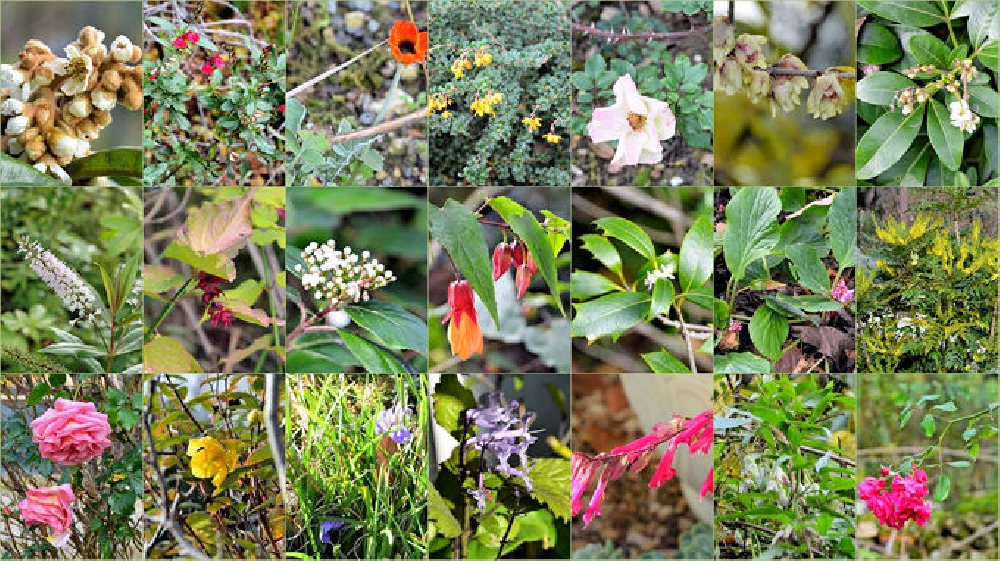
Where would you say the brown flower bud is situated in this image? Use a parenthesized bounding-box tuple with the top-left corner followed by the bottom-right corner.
(100, 69, 122, 92)
(24, 136, 46, 160)
(92, 109, 112, 127)
(130, 45, 142, 63)
(79, 26, 103, 47)
(118, 76, 142, 110)
(76, 119, 99, 139)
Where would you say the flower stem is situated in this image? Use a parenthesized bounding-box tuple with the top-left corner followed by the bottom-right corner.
(496, 489, 521, 559)
(375, 65, 403, 128)
(145, 276, 196, 343)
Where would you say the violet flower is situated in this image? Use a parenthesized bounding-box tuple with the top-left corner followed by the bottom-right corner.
(464, 391, 538, 511)
(375, 403, 414, 445)
(320, 520, 347, 543)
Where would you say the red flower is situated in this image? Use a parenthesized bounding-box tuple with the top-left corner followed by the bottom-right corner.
(200, 62, 214, 74)
(208, 302, 234, 328)
(196, 272, 226, 305)
(389, 20, 428, 66)
(276, 208, 285, 221)
(492, 242, 513, 281)
(172, 37, 188, 49)
(210, 54, 225, 68)
(442, 280, 482, 360)
(515, 250, 538, 298)
(277, 104, 286, 114)
(183, 30, 200, 43)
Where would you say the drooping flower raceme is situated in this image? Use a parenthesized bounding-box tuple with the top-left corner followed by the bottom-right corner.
(858, 466, 932, 529)
(443, 279, 483, 360)
(572, 410, 713, 527)
(295, 241, 396, 307)
(18, 484, 75, 547)
(187, 436, 238, 488)
(464, 391, 538, 511)
(376, 403, 414, 444)
(587, 74, 676, 172)
(17, 236, 101, 327)
(31, 398, 112, 465)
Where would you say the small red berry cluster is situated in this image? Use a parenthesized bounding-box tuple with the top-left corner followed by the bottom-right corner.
(196, 272, 233, 328)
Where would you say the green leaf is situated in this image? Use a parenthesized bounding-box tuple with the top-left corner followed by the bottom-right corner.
(723, 187, 781, 283)
(786, 244, 831, 294)
(579, 234, 622, 278)
(642, 350, 690, 373)
(0, 153, 64, 186)
(527, 458, 571, 522)
(770, 293, 843, 313)
(908, 34, 952, 68)
(858, 23, 902, 64)
(715, 352, 771, 373)
(432, 374, 477, 434)
(828, 188, 856, 270)
(932, 401, 957, 412)
(969, 85, 1000, 118)
(176, 194, 254, 257)
(955, 0, 998, 48)
(858, 1, 945, 27)
(40, 341, 106, 359)
(933, 473, 951, 502)
(593, 217, 656, 262)
(488, 197, 565, 314)
(428, 199, 499, 327)
(340, 331, 405, 374)
(875, 138, 932, 186)
(64, 148, 143, 181)
(856, 102, 925, 179)
(571, 292, 651, 342)
(344, 301, 427, 354)
(678, 215, 712, 293)
(714, 298, 730, 329)
(920, 413, 936, 437)
(856, 72, 916, 106)
(286, 339, 359, 373)
(570, 272, 619, 300)
(163, 240, 236, 281)
(749, 305, 788, 361)
(649, 278, 674, 320)
(585, 52, 606, 78)
(428, 486, 461, 538)
(26, 383, 51, 407)
(245, 443, 273, 465)
(143, 336, 202, 373)
(926, 98, 965, 171)
(978, 40, 999, 71)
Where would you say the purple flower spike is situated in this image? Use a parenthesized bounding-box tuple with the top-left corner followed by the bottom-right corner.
(464, 391, 539, 510)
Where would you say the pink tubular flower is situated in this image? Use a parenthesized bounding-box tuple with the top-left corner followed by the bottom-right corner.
(31, 398, 112, 465)
(587, 74, 676, 172)
(728, 319, 742, 332)
(858, 467, 932, 529)
(19, 484, 75, 547)
(831, 280, 854, 303)
(700, 467, 714, 500)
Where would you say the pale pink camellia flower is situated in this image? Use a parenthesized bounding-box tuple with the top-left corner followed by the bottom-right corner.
(587, 74, 676, 172)
(831, 280, 854, 304)
(18, 484, 76, 547)
(31, 398, 112, 466)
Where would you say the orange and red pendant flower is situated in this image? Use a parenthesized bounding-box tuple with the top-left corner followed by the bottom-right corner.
(389, 20, 428, 66)
(443, 279, 482, 360)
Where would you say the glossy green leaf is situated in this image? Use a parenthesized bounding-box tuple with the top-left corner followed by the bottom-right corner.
(432, 374, 477, 434)
(858, 23, 902, 64)
(749, 305, 788, 361)
(649, 278, 675, 320)
(926, 98, 965, 171)
(579, 234, 622, 278)
(828, 188, 857, 270)
(908, 34, 952, 68)
(489, 197, 565, 314)
(714, 352, 771, 374)
(163, 241, 236, 281)
(428, 486, 461, 538)
(65, 148, 143, 181)
(428, 199, 499, 327)
(286, 337, 359, 373)
(26, 383, 51, 407)
(920, 413, 936, 437)
(571, 291, 651, 342)
(969, 85, 999, 118)
(642, 349, 690, 373)
(858, 1, 945, 27)
(340, 331, 405, 374)
(978, 40, 999, 71)
(932, 401, 957, 412)
(724, 187, 781, 283)
(714, 298, 729, 329)
(856, 72, 916, 106)
(770, 293, 843, 313)
(856, 102, 925, 179)
(933, 473, 951, 502)
(570, 272, 619, 300)
(679, 215, 712, 293)
(786, 244, 831, 294)
(344, 300, 427, 354)
(875, 139, 932, 186)
(955, 0, 998, 48)
(593, 217, 657, 261)
(0, 154, 63, 186)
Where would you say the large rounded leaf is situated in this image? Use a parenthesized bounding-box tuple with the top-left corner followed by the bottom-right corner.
(723, 187, 781, 284)
(0, 154, 63, 186)
(858, 1, 945, 27)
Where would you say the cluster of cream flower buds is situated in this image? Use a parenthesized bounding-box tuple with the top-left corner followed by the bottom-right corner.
(295, 240, 396, 306)
(713, 18, 848, 120)
(894, 59, 980, 133)
(17, 236, 102, 327)
(0, 27, 142, 183)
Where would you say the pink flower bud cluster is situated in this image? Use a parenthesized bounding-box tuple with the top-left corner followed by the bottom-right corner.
(858, 466, 932, 529)
(571, 410, 713, 527)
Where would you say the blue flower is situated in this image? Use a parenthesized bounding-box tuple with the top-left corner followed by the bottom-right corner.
(376, 403, 414, 444)
(320, 520, 347, 544)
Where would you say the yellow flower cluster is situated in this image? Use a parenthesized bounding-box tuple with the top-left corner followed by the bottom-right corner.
(451, 57, 473, 79)
(470, 92, 503, 117)
(522, 116, 541, 131)
(474, 50, 492, 67)
(543, 133, 561, 144)
(187, 436, 238, 489)
(428, 93, 452, 118)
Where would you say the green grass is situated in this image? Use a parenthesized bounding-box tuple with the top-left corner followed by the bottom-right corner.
(286, 374, 428, 559)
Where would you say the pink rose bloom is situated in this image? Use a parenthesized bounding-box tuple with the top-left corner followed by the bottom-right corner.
(31, 398, 112, 465)
(587, 74, 676, 172)
(19, 484, 75, 547)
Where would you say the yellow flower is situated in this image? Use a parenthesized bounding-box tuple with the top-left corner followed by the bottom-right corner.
(474, 51, 492, 67)
(470, 92, 503, 117)
(187, 436, 238, 488)
(543, 133, 561, 144)
(522, 116, 541, 131)
(451, 60, 465, 79)
(442, 111, 452, 119)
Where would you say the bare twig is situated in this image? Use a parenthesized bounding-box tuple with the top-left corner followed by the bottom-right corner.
(286, 40, 387, 99)
(768, 66, 856, 80)
(571, 22, 711, 42)
(324, 108, 427, 145)
(673, 304, 698, 374)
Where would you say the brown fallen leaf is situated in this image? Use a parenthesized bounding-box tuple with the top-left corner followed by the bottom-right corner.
(792, 326, 853, 365)
(775, 345, 803, 373)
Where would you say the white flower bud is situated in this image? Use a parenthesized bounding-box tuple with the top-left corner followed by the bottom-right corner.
(110, 35, 133, 62)
(91, 88, 117, 111)
(1, 98, 24, 116)
(4, 115, 29, 135)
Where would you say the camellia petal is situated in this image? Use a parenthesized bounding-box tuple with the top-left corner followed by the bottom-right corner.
(587, 105, 630, 143)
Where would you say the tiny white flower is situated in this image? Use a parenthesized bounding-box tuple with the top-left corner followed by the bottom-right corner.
(110, 35, 133, 62)
(644, 254, 677, 291)
(1, 63, 25, 88)
(51, 134, 78, 158)
(669, 176, 684, 186)
(74, 138, 90, 158)
(56, 45, 94, 97)
(4, 115, 29, 135)
(67, 96, 92, 118)
(949, 99, 979, 133)
(1, 98, 24, 116)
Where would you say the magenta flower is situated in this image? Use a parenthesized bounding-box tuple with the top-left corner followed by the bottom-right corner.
(728, 320, 742, 332)
(858, 466, 932, 529)
(586, 74, 676, 172)
(831, 280, 854, 303)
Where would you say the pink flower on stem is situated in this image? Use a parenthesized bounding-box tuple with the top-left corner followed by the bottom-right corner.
(831, 280, 854, 303)
(728, 320, 742, 332)
(858, 466, 932, 529)
(586, 74, 676, 172)
(31, 398, 112, 465)
(183, 30, 200, 43)
(200, 62, 214, 74)
(210, 54, 226, 68)
(18, 484, 75, 547)
(172, 36, 188, 49)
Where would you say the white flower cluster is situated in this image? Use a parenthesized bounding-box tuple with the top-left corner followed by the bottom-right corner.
(125, 266, 142, 308)
(644, 253, 676, 291)
(1, 27, 142, 184)
(294, 240, 396, 305)
(17, 236, 101, 327)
